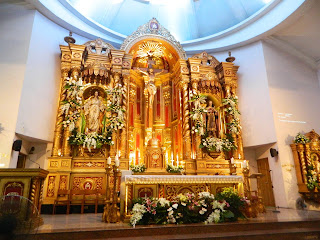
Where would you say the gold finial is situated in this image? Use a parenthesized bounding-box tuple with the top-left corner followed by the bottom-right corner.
(64, 31, 76, 44)
(226, 51, 235, 62)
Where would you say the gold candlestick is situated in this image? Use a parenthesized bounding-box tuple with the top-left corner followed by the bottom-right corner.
(109, 164, 121, 223)
(102, 163, 113, 223)
(229, 160, 237, 175)
(242, 167, 250, 198)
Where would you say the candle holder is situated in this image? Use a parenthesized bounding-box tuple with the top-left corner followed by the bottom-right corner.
(102, 163, 113, 223)
(229, 160, 237, 175)
(242, 167, 250, 198)
(109, 164, 121, 223)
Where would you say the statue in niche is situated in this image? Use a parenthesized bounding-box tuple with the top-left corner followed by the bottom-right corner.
(84, 91, 105, 133)
(205, 100, 219, 138)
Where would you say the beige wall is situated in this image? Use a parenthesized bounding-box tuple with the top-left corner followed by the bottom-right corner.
(262, 41, 320, 208)
(0, 4, 35, 168)
(0, 3, 89, 168)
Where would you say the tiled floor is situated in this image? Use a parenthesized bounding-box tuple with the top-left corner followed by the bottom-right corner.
(38, 208, 320, 233)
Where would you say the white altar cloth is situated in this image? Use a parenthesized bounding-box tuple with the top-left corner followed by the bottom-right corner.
(125, 175, 243, 184)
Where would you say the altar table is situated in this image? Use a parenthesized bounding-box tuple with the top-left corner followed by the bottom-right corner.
(122, 174, 244, 217)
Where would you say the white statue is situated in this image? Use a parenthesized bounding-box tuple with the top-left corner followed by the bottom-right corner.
(84, 91, 105, 133)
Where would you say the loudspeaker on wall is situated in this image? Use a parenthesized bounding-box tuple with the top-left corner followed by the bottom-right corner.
(12, 140, 22, 151)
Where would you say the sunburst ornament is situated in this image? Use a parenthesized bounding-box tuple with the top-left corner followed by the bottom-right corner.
(137, 41, 165, 58)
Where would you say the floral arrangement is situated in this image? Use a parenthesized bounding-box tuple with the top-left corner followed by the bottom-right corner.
(166, 164, 184, 174)
(222, 96, 242, 135)
(68, 129, 113, 152)
(201, 137, 235, 152)
(129, 190, 240, 227)
(306, 165, 319, 191)
(215, 187, 246, 221)
(106, 84, 126, 131)
(130, 164, 146, 173)
(61, 77, 83, 132)
(189, 92, 207, 136)
(294, 133, 310, 144)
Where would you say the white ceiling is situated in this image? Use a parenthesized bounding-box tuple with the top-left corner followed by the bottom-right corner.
(271, 0, 320, 68)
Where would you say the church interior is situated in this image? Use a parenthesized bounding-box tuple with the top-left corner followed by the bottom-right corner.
(1, 0, 320, 239)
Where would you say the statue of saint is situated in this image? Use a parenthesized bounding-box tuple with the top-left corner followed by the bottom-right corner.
(137, 68, 164, 107)
(84, 91, 105, 133)
(206, 100, 219, 138)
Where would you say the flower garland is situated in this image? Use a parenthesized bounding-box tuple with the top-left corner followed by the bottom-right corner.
(222, 96, 242, 135)
(166, 164, 184, 173)
(61, 77, 83, 132)
(294, 133, 310, 144)
(130, 164, 146, 173)
(306, 165, 319, 191)
(189, 91, 207, 136)
(106, 84, 126, 131)
(129, 190, 243, 227)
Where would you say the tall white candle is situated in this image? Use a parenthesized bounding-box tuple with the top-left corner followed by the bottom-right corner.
(107, 156, 111, 165)
(230, 157, 234, 164)
(243, 160, 247, 169)
(238, 154, 241, 159)
(115, 155, 120, 167)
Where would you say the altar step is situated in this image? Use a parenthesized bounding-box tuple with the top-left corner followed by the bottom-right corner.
(36, 220, 320, 240)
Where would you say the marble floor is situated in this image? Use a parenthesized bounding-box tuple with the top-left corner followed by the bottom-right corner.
(37, 208, 320, 233)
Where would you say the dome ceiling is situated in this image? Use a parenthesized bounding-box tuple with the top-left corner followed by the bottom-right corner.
(67, 0, 273, 42)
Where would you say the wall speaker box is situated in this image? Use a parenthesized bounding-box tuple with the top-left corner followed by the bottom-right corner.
(12, 140, 22, 151)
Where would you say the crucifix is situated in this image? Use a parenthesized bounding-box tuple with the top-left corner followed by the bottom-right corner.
(134, 57, 167, 131)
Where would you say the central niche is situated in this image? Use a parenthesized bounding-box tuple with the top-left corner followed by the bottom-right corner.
(127, 39, 181, 172)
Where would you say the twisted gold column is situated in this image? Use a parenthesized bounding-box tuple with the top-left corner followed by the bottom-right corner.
(181, 77, 192, 159)
(52, 69, 69, 156)
(120, 74, 129, 158)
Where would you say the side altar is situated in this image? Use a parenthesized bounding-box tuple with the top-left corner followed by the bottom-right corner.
(43, 19, 248, 214)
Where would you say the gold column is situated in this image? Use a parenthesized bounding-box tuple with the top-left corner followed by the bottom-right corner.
(190, 75, 201, 160)
(180, 75, 192, 160)
(110, 72, 121, 157)
(62, 43, 85, 157)
(298, 144, 308, 183)
(221, 62, 242, 159)
(62, 68, 80, 156)
(120, 72, 129, 159)
(52, 46, 71, 156)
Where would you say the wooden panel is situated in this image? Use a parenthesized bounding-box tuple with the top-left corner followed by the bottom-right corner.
(257, 158, 276, 207)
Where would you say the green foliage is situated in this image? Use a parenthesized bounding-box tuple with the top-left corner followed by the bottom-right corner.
(130, 164, 147, 173)
(294, 133, 310, 144)
(130, 190, 244, 227)
(166, 164, 184, 173)
(215, 187, 246, 221)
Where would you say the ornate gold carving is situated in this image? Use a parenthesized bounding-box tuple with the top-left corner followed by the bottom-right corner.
(165, 184, 207, 201)
(120, 18, 186, 59)
(85, 38, 115, 55)
(46, 176, 56, 197)
(50, 161, 59, 168)
(73, 161, 105, 168)
(192, 51, 220, 68)
(59, 175, 68, 190)
(72, 177, 103, 190)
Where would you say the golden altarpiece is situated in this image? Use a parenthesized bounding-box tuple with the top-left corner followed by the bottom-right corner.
(43, 19, 247, 212)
